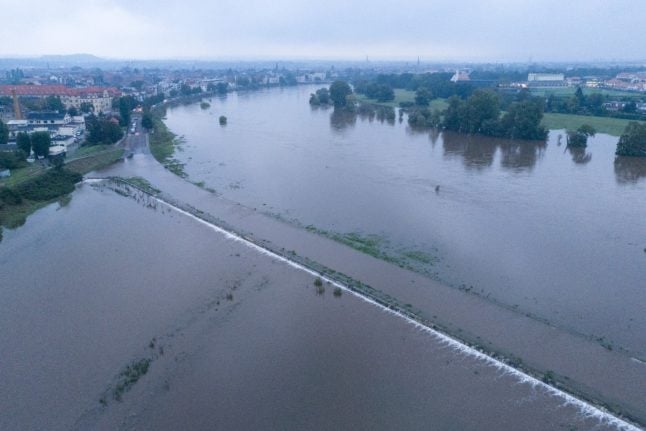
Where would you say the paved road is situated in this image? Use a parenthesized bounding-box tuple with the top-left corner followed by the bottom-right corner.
(121, 115, 149, 156)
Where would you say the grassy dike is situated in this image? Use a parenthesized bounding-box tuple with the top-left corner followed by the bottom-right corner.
(0, 145, 124, 235)
(148, 108, 187, 178)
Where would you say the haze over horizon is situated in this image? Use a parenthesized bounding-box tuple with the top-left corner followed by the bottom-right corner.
(1, 0, 645, 63)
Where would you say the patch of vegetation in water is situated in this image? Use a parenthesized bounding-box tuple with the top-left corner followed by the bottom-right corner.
(303, 224, 439, 275)
(200, 102, 211, 110)
(149, 112, 188, 178)
(112, 358, 151, 401)
(123, 176, 161, 195)
(0, 168, 84, 229)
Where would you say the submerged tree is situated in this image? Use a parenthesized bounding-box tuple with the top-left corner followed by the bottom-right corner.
(616, 122, 646, 157)
(566, 124, 596, 148)
(329, 80, 353, 108)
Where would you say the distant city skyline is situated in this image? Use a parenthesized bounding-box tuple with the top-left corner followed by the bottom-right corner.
(1, 0, 645, 62)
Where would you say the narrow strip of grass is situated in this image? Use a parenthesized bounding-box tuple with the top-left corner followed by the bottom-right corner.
(149, 112, 187, 178)
(542, 113, 641, 137)
(0, 164, 46, 188)
(66, 147, 124, 175)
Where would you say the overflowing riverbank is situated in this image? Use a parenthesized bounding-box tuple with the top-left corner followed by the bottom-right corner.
(2, 177, 640, 430)
(96, 153, 645, 426)
(0, 145, 123, 233)
(3, 85, 644, 429)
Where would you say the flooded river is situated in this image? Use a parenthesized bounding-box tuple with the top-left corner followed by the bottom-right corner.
(0, 183, 637, 430)
(164, 86, 646, 357)
(1, 85, 645, 429)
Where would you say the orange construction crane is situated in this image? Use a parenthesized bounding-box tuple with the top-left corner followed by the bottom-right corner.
(11, 89, 22, 120)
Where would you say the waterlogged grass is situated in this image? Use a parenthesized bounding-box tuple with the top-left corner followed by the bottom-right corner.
(149, 113, 188, 178)
(357, 89, 415, 108)
(65, 147, 124, 174)
(112, 358, 151, 401)
(542, 113, 641, 137)
(122, 176, 161, 195)
(304, 225, 438, 274)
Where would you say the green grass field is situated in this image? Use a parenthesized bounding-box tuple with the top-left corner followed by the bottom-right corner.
(541, 113, 640, 136)
(0, 164, 45, 188)
(358, 90, 449, 111)
(65, 147, 124, 174)
(529, 87, 643, 99)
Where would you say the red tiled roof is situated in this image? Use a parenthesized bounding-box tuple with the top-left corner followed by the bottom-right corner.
(0, 85, 120, 97)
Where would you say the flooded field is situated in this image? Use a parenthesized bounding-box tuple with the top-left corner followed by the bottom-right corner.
(164, 85, 646, 357)
(0, 182, 637, 430)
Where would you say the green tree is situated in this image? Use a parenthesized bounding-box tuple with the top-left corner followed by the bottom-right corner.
(85, 115, 123, 145)
(80, 102, 94, 113)
(44, 95, 65, 112)
(500, 99, 547, 140)
(622, 101, 637, 113)
(414, 87, 432, 106)
(365, 83, 394, 102)
(216, 82, 228, 94)
(31, 132, 51, 158)
(118, 96, 137, 126)
(130, 80, 144, 91)
(0, 151, 26, 169)
(180, 84, 192, 96)
(567, 124, 596, 147)
(461, 90, 500, 134)
(141, 113, 153, 130)
(16, 132, 31, 155)
(329, 80, 353, 108)
(0, 119, 8, 145)
(104, 121, 123, 143)
(616, 122, 646, 157)
(443, 96, 464, 131)
(67, 106, 79, 116)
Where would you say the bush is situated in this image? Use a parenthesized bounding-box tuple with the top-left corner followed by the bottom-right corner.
(15, 169, 82, 201)
(219, 115, 227, 125)
(0, 151, 26, 169)
(567, 124, 596, 148)
(0, 187, 22, 205)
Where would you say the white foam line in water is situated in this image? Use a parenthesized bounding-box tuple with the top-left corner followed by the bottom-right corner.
(117, 187, 640, 431)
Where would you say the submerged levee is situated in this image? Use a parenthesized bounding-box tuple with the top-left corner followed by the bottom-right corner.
(96, 177, 642, 431)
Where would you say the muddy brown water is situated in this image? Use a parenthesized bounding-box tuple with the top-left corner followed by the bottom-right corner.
(163, 86, 646, 358)
(0, 184, 637, 430)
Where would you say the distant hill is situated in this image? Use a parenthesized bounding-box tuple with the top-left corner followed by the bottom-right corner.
(39, 54, 105, 63)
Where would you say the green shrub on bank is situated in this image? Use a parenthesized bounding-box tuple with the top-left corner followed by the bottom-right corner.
(14, 169, 82, 201)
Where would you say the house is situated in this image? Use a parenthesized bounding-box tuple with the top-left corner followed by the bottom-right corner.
(0, 85, 120, 114)
(26, 111, 71, 127)
(527, 73, 566, 87)
(450, 70, 471, 83)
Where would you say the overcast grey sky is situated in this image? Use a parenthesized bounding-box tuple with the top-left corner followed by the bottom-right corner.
(1, 0, 645, 62)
